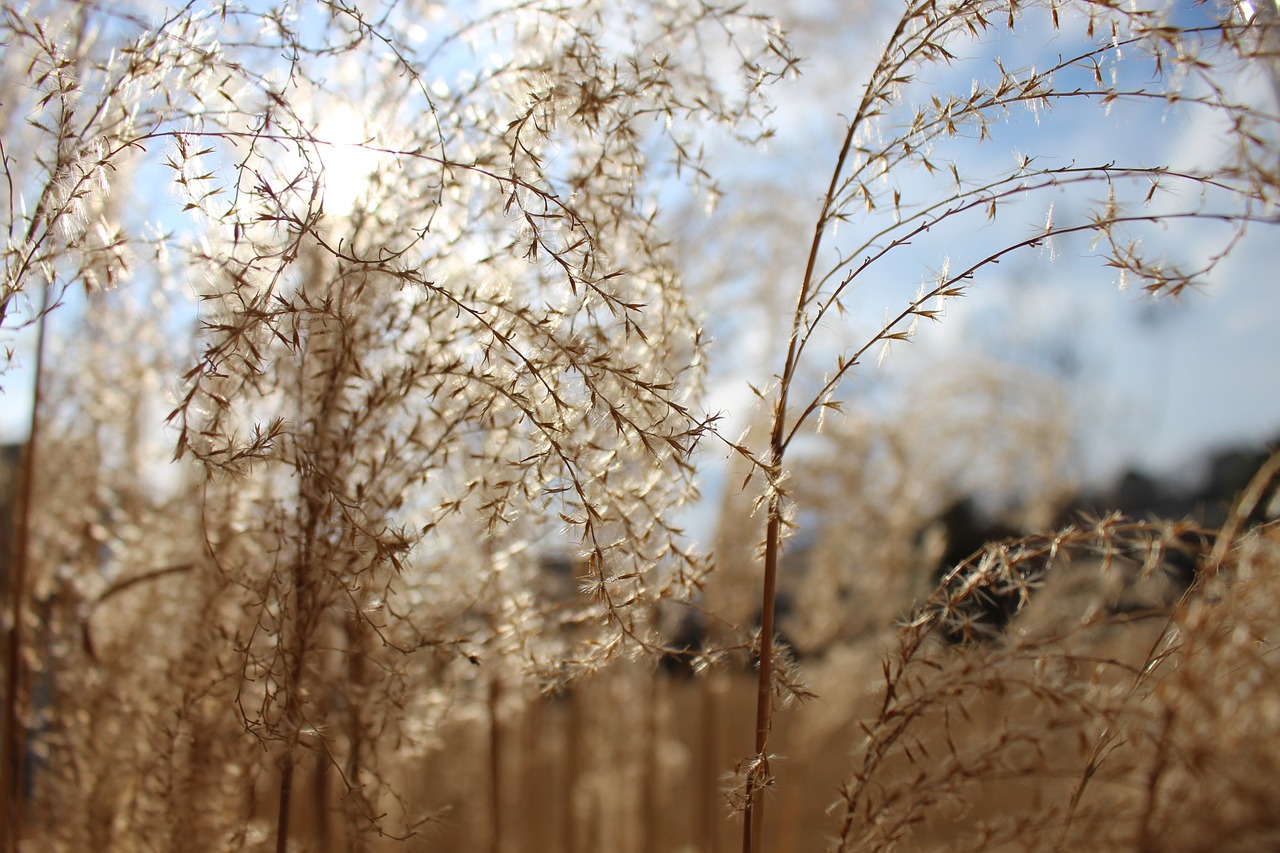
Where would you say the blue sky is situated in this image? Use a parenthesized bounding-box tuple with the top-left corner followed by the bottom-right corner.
(683, 0, 1280, 503)
(4, 0, 1277, 511)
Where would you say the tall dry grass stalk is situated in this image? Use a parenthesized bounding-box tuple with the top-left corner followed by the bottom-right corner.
(717, 0, 1280, 847)
(0, 1, 791, 849)
(831, 458, 1280, 851)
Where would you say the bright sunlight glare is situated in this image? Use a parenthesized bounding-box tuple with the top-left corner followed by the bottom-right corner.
(313, 104, 385, 215)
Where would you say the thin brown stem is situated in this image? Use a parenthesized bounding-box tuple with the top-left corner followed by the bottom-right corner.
(489, 672, 503, 853)
(275, 751, 295, 853)
(739, 17, 903, 847)
(743, 503, 782, 853)
(1, 281, 47, 853)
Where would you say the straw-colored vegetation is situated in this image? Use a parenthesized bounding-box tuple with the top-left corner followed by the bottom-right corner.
(2, 0, 1278, 851)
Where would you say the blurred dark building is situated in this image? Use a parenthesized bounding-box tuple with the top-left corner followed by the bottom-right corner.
(1077, 435, 1280, 527)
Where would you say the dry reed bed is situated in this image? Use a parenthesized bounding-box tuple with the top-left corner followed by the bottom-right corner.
(55, 511, 1271, 853)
